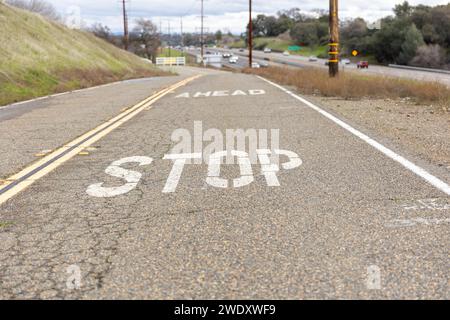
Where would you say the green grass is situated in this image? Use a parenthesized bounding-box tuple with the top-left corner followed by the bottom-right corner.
(229, 37, 328, 58)
(0, 222, 13, 228)
(0, 3, 169, 106)
(157, 48, 185, 57)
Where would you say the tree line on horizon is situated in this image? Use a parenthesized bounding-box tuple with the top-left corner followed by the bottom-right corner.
(247, 1, 450, 69)
(6, 0, 450, 69)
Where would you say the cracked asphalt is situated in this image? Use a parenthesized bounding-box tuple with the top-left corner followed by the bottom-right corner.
(0, 67, 448, 299)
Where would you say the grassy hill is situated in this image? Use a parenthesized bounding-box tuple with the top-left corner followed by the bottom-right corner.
(0, 3, 168, 106)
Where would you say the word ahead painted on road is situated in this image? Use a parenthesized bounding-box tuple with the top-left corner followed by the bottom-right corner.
(86, 149, 302, 198)
(175, 90, 266, 98)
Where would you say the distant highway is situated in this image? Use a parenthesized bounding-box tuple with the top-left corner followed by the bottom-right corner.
(189, 48, 450, 86)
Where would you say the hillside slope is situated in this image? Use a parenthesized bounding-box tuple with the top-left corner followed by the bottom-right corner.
(0, 3, 167, 106)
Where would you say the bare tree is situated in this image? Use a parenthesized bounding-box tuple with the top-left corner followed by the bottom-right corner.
(89, 23, 112, 41)
(411, 44, 446, 69)
(131, 19, 160, 61)
(6, 0, 60, 21)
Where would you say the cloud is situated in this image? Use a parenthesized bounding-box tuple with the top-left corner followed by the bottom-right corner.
(46, 0, 450, 33)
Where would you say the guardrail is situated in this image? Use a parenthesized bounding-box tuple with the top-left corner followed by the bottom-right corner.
(156, 57, 186, 66)
(388, 64, 450, 75)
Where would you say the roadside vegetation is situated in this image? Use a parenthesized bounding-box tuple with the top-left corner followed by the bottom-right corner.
(233, 2, 450, 69)
(157, 48, 185, 57)
(0, 3, 169, 106)
(244, 66, 450, 107)
(230, 37, 328, 58)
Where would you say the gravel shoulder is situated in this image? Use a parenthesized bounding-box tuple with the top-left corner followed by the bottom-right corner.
(304, 94, 450, 176)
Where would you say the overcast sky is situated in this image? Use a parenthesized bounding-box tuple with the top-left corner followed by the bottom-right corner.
(46, 0, 450, 34)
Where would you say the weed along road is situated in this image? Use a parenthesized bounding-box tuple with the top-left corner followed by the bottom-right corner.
(0, 67, 449, 299)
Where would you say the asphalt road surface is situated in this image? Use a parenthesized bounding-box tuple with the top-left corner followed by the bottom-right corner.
(190, 48, 450, 86)
(0, 67, 449, 299)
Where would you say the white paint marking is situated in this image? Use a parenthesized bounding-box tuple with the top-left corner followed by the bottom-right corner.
(194, 91, 212, 98)
(275, 149, 303, 170)
(386, 217, 450, 228)
(258, 76, 450, 196)
(163, 153, 202, 193)
(206, 150, 254, 189)
(257, 149, 280, 187)
(249, 89, 266, 95)
(231, 90, 247, 96)
(86, 156, 153, 198)
(0, 78, 147, 109)
(176, 92, 190, 98)
(212, 90, 229, 97)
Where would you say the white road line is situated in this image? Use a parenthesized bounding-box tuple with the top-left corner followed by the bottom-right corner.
(0, 75, 201, 206)
(0, 77, 157, 109)
(258, 76, 450, 196)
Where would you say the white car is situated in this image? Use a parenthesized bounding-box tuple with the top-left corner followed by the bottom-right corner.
(222, 52, 232, 58)
(264, 48, 272, 53)
(251, 62, 261, 68)
(341, 59, 351, 65)
(229, 56, 239, 64)
(283, 51, 290, 56)
(309, 56, 318, 62)
(259, 61, 269, 68)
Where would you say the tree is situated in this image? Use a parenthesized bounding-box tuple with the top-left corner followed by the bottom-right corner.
(341, 18, 371, 55)
(252, 14, 268, 36)
(398, 24, 425, 65)
(131, 19, 160, 61)
(372, 17, 409, 63)
(290, 22, 319, 46)
(394, 1, 413, 18)
(430, 4, 450, 47)
(89, 23, 112, 41)
(215, 30, 223, 42)
(6, 0, 60, 21)
(411, 44, 446, 68)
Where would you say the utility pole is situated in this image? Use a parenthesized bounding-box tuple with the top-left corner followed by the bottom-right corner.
(180, 16, 184, 47)
(168, 20, 171, 57)
(200, 0, 204, 63)
(159, 19, 163, 55)
(122, 0, 129, 51)
(329, 0, 339, 77)
(248, 0, 253, 68)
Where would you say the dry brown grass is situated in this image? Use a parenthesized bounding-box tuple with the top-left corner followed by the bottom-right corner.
(244, 66, 450, 107)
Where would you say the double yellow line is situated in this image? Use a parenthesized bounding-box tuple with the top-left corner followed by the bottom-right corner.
(0, 74, 201, 206)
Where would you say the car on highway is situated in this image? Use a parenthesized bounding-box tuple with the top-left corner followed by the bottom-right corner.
(222, 52, 232, 58)
(357, 61, 369, 69)
(309, 56, 318, 62)
(283, 51, 290, 56)
(251, 62, 261, 68)
(264, 48, 272, 53)
(229, 56, 239, 64)
(341, 58, 351, 65)
(259, 61, 269, 68)
(239, 49, 245, 52)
